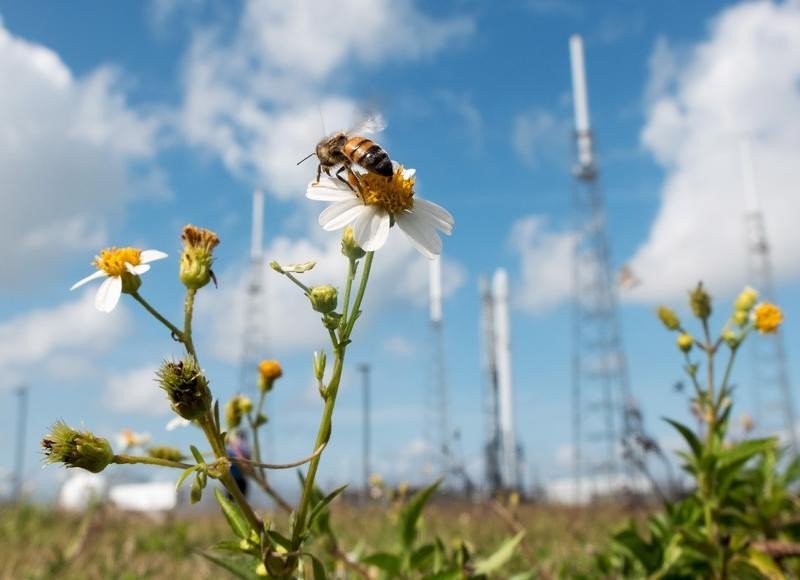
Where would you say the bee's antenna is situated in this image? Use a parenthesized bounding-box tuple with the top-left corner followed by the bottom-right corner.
(297, 152, 316, 166)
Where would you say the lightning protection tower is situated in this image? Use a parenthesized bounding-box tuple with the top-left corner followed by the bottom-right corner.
(739, 141, 798, 456)
(239, 190, 269, 397)
(568, 34, 634, 502)
(429, 256, 451, 478)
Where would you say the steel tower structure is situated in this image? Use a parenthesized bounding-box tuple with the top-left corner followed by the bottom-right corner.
(480, 276, 503, 494)
(739, 141, 798, 455)
(428, 256, 451, 477)
(239, 190, 269, 396)
(568, 35, 633, 501)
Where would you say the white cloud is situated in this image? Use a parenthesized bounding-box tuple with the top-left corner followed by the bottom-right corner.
(0, 20, 163, 289)
(382, 335, 415, 357)
(511, 108, 569, 169)
(0, 291, 131, 390)
(104, 365, 167, 416)
(627, 1, 800, 302)
(510, 215, 578, 314)
(179, 0, 473, 199)
(197, 230, 465, 362)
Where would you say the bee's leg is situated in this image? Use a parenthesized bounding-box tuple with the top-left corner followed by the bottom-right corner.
(316, 164, 322, 184)
(335, 165, 360, 194)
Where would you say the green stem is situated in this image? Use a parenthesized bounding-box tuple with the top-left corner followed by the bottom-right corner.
(184, 288, 197, 358)
(343, 252, 374, 339)
(339, 258, 357, 335)
(283, 272, 311, 294)
(718, 347, 738, 407)
(112, 454, 192, 470)
(199, 413, 261, 532)
(291, 346, 346, 548)
(250, 389, 268, 482)
(131, 292, 184, 340)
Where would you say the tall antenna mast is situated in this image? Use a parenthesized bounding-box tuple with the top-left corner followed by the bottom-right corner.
(239, 190, 269, 406)
(492, 269, 520, 490)
(480, 277, 503, 495)
(429, 256, 450, 477)
(740, 140, 798, 455)
(568, 34, 634, 502)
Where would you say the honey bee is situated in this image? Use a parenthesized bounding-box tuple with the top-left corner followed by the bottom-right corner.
(298, 114, 392, 191)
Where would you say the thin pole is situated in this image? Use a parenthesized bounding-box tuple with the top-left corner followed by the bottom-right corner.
(13, 385, 28, 502)
(359, 364, 371, 501)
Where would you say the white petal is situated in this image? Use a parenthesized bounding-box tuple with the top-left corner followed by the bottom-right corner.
(129, 264, 151, 275)
(396, 212, 442, 259)
(402, 167, 416, 179)
(70, 270, 107, 291)
(306, 179, 354, 201)
(140, 249, 168, 263)
(353, 206, 391, 251)
(95, 276, 122, 312)
(319, 198, 365, 231)
(413, 198, 454, 233)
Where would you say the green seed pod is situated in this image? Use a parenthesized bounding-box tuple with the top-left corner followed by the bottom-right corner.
(156, 356, 212, 421)
(42, 420, 114, 473)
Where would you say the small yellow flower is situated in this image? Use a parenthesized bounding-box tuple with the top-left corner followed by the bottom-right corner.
(657, 306, 681, 331)
(754, 302, 783, 334)
(734, 286, 759, 312)
(258, 360, 282, 392)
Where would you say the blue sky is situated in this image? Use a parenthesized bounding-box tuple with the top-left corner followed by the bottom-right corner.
(2, 0, 800, 502)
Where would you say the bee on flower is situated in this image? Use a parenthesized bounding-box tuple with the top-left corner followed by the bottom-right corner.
(70, 247, 168, 312)
(306, 163, 453, 259)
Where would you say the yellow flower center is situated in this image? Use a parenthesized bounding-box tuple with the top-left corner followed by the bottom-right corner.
(754, 302, 783, 334)
(358, 166, 415, 214)
(93, 247, 142, 277)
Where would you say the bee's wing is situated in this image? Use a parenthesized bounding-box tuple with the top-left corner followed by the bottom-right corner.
(350, 113, 387, 135)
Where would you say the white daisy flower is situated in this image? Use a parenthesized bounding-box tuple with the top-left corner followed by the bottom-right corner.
(306, 164, 454, 259)
(166, 417, 191, 431)
(115, 429, 151, 450)
(70, 247, 168, 312)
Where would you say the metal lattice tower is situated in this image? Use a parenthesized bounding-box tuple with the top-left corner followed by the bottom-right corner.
(739, 141, 798, 456)
(569, 35, 634, 501)
(480, 276, 503, 494)
(239, 190, 269, 399)
(428, 256, 451, 477)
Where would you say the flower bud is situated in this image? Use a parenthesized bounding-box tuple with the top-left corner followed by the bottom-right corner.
(179, 225, 220, 290)
(722, 329, 741, 349)
(676, 333, 694, 353)
(148, 446, 186, 462)
(733, 309, 749, 327)
(689, 283, 712, 320)
(341, 226, 366, 260)
(120, 272, 142, 295)
(42, 420, 114, 473)
(257, 360, 282, 393)
(754, 302, 783, 334)
(309, 285, 338, 314)
(313, 351, 327, 381)
(734, 286, 759, 312)
(322, 312, 342, 330)
(254, 413, 268, 428)
(225, 395, 253, 430)
(657, 306, 681, 331)
(156, 357, 212, 421)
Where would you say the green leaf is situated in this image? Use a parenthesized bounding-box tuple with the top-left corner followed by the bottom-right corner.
(410, 543, 436, 571)
(214, 488, 252, 540)
(175, 466, 196, 491)
(190, 477, 203, 504)
(508, 573, 536, 580)
(400, 479, 442, 549)
(267, 530, 292, 551)
(718, 438, 774, 470)
(190, 445, 205, 464)
(362, 552, 402, 574)
(212, 540, 247, 552)
(199, 551, 260, 579)
(664, 418, 702, 459)
(307, 484, 348, 530)
(473, 531, 525, 576)
(304, 553, 328, 580)
(741, 549, 784, 580)
(422, 570, 463, 580)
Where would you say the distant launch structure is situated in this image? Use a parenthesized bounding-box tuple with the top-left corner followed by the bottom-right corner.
(739, 141, 798, 455)
(239, 190, 269, 397)
(429, 256, 451, 477)
(568, 35, 634, 500)
(481, 269, 521, 494)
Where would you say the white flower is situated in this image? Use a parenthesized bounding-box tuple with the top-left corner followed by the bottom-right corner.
(115, 429, 151, 450)
(306, 164, 453, 259)
(70, 247, 168, 312)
